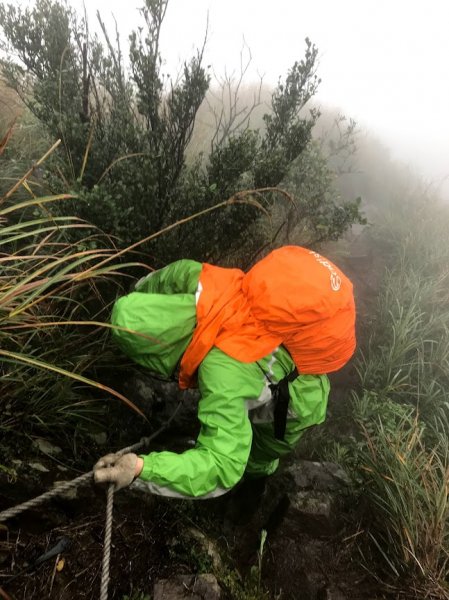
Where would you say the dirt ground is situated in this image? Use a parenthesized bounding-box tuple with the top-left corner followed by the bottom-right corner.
(0, 484, 216, 600)
(0, 460, 392, 600)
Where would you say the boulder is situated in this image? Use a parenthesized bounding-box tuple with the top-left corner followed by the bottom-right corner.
(32, 438, 62, 456)
(258, 461, 352, 599)
(286, 461, 351, 492)
(263, 460, 351, 539)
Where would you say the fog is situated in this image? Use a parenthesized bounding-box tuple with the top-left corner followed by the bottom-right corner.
(73, 0, 449, 198)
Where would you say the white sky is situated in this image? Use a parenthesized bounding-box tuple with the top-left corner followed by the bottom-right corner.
(73, 0, 449, 195)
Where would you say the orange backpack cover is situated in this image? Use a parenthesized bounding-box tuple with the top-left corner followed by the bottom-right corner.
(179, 246, 356, 389)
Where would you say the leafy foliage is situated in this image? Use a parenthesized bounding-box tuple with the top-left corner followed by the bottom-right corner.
(0, 0, 363, 263)
(0, 131, 291, 458)
(281, 140, 365, 247)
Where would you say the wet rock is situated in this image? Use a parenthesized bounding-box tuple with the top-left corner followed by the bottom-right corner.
(255, 461, 354, 599)
(283, 491, 336, 537)
(88, 432, 107, 445)
(148, 384, 200, 433)
(153, 573, 221, 599)
(186, 527, 223, 570)
(28, 462, 50, 473)
(119, 372, 200, 435)
(286, 461, 351, 491)
(32, 438, 62, 456)
(261, 460, 351, 539)
(191, 574, 222, 599)
(122, 372, 174, 412)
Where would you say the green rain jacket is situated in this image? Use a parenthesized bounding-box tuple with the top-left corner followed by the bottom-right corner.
(112, 260, 330, 499)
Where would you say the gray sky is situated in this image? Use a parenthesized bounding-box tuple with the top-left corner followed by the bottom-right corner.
(74, 0, 449, 196)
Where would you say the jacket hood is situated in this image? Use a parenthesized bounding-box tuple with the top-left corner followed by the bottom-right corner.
(111, 292, 197, 379)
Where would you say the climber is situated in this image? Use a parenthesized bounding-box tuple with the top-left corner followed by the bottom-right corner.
(93, 245, 356, 499)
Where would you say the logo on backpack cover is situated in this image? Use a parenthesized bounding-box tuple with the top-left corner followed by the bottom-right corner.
(308, 251, 342, 291)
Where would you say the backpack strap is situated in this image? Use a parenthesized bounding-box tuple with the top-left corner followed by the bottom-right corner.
(272, 368, 298, 441)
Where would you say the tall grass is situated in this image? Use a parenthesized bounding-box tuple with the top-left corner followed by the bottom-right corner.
(356, 200, 449, 418)
(355, 404, 449, 598)
(1, 134, 147, 453)
(350, 193, 449, 596)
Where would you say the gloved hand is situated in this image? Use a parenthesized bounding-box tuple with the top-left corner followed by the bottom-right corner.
(93, 452, 141, 491)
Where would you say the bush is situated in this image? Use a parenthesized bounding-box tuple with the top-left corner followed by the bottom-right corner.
(0, 0, 363, 263)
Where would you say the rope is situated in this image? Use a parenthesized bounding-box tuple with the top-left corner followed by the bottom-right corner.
(0, 403, 182, 600)
(0, 435, 150, 522)
(0, 471, 93, 522)
(100, 484, 114, 600)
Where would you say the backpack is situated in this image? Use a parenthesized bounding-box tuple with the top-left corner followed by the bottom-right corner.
(179, 246, 355, 390)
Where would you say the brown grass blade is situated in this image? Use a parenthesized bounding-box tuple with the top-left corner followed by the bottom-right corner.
(0, 117, 17, 156)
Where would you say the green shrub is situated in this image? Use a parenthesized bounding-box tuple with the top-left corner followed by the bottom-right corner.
(0, 0, 363, 263)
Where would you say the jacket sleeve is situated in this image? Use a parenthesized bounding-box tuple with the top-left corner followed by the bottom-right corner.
(133, 348, 264, 499)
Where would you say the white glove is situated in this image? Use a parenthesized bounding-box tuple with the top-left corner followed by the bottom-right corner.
(93, 452, 139, 491)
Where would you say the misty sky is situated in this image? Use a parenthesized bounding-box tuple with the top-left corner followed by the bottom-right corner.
(72, 0, 449, 196)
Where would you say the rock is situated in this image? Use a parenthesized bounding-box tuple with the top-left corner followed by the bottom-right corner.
(192, 574, 221, 599)
(286, 461, 351, 492)
(284, 491, 337, 537)
(258, 460, 350, 539)
(32, 438, 62, 456)
(251, 461, 354, 599)
(88, 432, 107, 445)
(153, 574, 221, 600)
(187, 527, 223, 570)
(28, 462, 50, 473)
(122, 372, 200, 431)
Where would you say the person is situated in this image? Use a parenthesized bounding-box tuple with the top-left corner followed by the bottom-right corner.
(94, 245, 356, 499)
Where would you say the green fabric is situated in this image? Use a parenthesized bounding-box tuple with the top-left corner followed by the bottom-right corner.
(140, 348, 254, 496)
(112, 259, 330, 498)
(246, 372, 330, 477)
(139, 346, 330, 497)
(135, 259, 202, 295)
(111, 260, 201, 378)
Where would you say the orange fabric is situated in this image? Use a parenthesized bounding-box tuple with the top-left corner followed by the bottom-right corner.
(179, 246, 356, 389)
